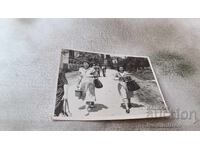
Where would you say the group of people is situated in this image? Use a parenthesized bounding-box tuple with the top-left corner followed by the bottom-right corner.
(54, 60, 139, 117)
(93, 64, 107, 77)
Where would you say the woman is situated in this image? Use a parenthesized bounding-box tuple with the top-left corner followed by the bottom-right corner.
(54, 68, 71, 117)
(101, 65, 106, 77)
(115, 66, 133, 113)
(77, 60, 97, 116)
(93, 63, 101, 77)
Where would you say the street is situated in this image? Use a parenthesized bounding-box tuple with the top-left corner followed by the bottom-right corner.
(64, 69, 168, 120)
(3, 19, 200, 130)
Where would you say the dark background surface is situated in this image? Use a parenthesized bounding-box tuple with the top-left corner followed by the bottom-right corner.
(0, 19, 200, 130)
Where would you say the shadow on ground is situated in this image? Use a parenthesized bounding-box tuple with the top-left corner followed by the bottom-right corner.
(79, 103, 108, 112)
(121, 103, 144, 109)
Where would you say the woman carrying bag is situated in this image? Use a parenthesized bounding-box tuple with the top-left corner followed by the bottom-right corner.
(76, 60, 100, 116)
(115, 66, 140, 114)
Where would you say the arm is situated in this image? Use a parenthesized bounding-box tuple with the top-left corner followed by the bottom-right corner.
(88, 73, 96, 78)
(114, 73, 120, 80)
(77, 73, 83, 88)
(62, 73, 68, 99)
(63, 84, 68, 99)
(125, 72, 132, 76)
(89, 68, 98, 78)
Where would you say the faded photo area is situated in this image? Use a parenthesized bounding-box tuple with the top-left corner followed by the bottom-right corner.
(53, 49, 170, 120)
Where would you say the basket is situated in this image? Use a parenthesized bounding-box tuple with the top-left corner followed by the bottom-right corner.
(75, 89, 83, 99)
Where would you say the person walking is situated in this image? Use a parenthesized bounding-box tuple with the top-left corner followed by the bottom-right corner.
(77, 60, 98, 116)
(114, 66, 133, 114)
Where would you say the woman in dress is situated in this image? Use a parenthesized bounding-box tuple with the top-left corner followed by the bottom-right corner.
(77, 60, 97, 116)
(115, 66, 133, 113)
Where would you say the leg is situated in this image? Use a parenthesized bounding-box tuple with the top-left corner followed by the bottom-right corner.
(122, 98, 130, 113)
(118, 82, 130, 113)
(63, 98, 72, 117)
(54, 98, 64, 116)
(84, 82, 96, 116)
(127, 91, 134, 108)
(103, 70, 106, 77)
(84, 101, 90, 116)
(86, 82, 96, 102)
(128, 98, 131, 109)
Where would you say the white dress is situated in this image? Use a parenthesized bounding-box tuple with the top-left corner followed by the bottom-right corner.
(79, 67, 96, 102)
(115, 71, 133, 100)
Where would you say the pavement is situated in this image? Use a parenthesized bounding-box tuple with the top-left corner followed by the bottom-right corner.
(54, 69, 169, 120)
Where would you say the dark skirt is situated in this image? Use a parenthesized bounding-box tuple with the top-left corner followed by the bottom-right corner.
(54, 87, 64, 116)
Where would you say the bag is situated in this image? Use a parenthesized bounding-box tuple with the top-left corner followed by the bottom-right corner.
(75, 89, 83, 99)
(126, 80, 140, 91)
(94, 78, 103, 88)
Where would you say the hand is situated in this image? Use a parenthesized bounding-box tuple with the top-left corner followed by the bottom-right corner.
(77, 84, 80, 89)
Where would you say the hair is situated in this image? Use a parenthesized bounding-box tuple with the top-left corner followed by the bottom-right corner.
(82, 60, 93, 68)
(117, 65, 126, 72)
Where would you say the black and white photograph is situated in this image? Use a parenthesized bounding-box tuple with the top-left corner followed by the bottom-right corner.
(1, 18, 200, 130)
(53, 49, 170, 120)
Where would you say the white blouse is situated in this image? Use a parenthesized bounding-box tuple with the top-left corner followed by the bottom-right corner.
(79, 67, 95, 78)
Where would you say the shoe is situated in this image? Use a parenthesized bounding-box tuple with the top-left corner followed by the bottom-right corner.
(89, 104, 95, 108)
(126, 109, 130, 114)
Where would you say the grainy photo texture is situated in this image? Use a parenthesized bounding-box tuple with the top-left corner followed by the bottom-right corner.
(53, 49, 170, 120)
